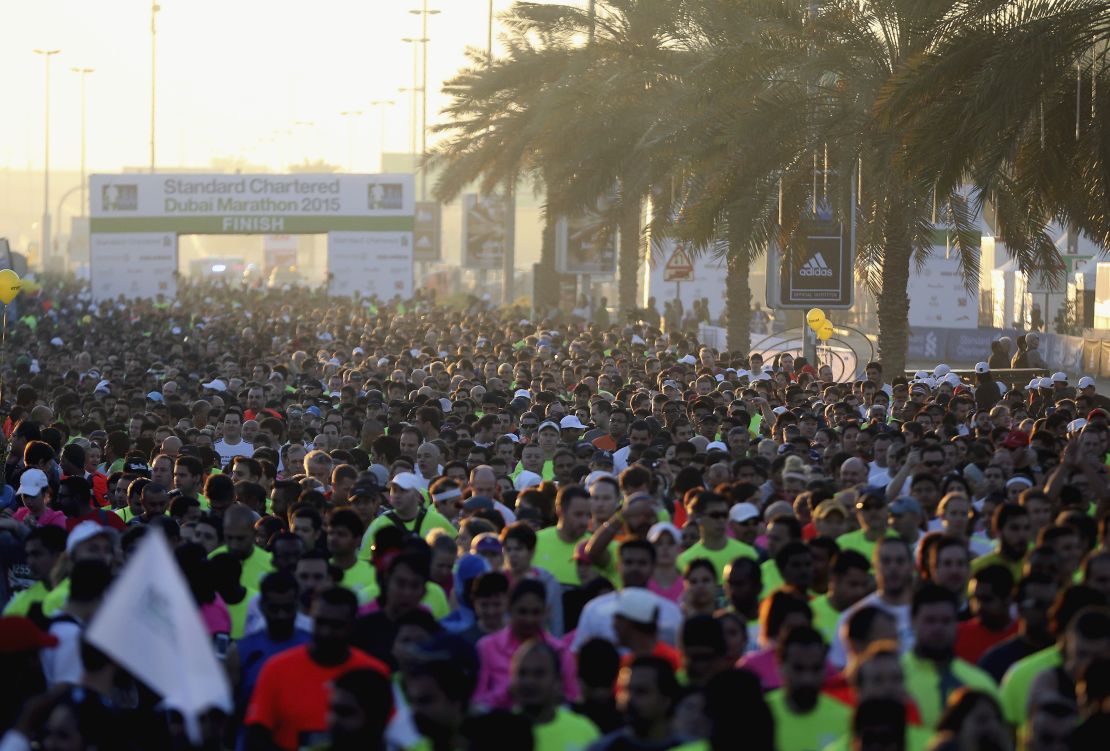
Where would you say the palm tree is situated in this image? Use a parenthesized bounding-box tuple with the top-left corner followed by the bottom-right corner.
(432, 1, 688, 315)
(643, 0, 1020, 372)
(879, 0, 1110, 265)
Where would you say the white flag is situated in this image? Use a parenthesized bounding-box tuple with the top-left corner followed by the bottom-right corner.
(86, 531, 232, 729)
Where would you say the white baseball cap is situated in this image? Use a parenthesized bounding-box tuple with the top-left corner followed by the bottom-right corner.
(729, 502, 760, 524)
(201, 378, 227, 392)
(614, 588, 659, 626)
(514, 389, 532, 399)
(537, 420, 561, 434)
(706, 440, 729, 453)
(934, 364, 951, 377)
(66, 521, 117, 554)
(389, 472, 424, 492)
(16, 469, 49, 497)
(1038, 377, 1055, 389)
(974, 362, 990, 374)
(1068, 418, 1089, 434)
(559, 415, 587, 430)
(514, 470, 542, 491)
(1051, 372, 1068, 383)
(677, 355, 697, 366)
(647, 522, 681, 544)
(1078, 376, 1096, 389)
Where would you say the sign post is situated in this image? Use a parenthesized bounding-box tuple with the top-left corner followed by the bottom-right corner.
(664, 242, 695, 309)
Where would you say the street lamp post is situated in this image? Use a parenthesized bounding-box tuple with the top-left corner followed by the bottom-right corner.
(339, 110, 364, 172)
(34, 48, 61, 266)
(370, 100, 396, 172)
(71, 67, 94, 216)
(410, 3, 440, 199)
(151, 1, 160, 172)
(399, 37, 425, 166)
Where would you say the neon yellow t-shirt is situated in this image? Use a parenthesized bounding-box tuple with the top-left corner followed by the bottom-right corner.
(225, 588, 256, 640)
(835, 528, 897, 563)
(42, 579, 70, 616)
(533, 527, 587, 586)
(821, 725, 933, 751)
(338, 559, 380, 600)
(809, 594, 842, 645)
(1000, 646, 1061, 725)
(677, 538, 759, 583)
(901, 652, 999, 728)
(360, 507, 457, 559)
(765, 689, 852, 751)
(532, 707, 599, 751)
(2, 581, 50, 616)
(209, 545, 274, 590)
(759, 558, 785, 601)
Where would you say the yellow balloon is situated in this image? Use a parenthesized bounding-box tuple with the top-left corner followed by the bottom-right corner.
(0, 269, 22, 305)
(816, 321, 834, 341)
(806, 308, 826, 328)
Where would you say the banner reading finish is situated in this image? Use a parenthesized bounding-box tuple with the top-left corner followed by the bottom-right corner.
(90, 173, 414, 234)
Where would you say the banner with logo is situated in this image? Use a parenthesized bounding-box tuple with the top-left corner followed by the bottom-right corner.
(555, 214, 617, 275)
(413, 201, 442, 262)
(89, 173, 414, 234)
(327, 231, 413, 301)
(90, 232, 177, 302)
(462, 193, 507, 270)
(776, 218, 854, 308)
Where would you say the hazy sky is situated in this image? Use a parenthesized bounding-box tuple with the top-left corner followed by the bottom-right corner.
(1, 0, 570, 173)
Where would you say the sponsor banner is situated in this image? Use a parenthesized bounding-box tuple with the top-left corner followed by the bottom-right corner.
(555, 214, 617, 275)
(89, 216, 411, 234)
(907, 253, 977, 329)
(413, 201, 442, 262)
(91, 173, 413, 218)
(462, 193, 508, 270)
(778, 218, 854, 308)
(1083, 336, 1102, 374)
(90, 232, 177, 302)
(327, 231, 412, 301)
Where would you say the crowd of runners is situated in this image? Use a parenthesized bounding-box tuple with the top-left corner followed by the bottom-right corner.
(0, 276, 1107, 750)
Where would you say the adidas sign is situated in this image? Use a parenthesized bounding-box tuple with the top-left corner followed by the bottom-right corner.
(799, 252, 834, 277)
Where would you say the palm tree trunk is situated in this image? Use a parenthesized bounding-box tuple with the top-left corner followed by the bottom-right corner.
(536, 215, 559, 310)
(618, 199, 641, 315)
(877, 208, 913, 376)
(726, 207, 752, 355)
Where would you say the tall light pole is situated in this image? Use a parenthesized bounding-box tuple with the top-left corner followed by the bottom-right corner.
(339, 110, 364, 172)
(487, 0, 494, 62)
(399, 38, 425, 164)
(410, 3, 440, 199)
(35, 48, 61, 266)
(150, 2, 160, 172)
(71, 67, 94, 216)
(370, 99, 396, 172)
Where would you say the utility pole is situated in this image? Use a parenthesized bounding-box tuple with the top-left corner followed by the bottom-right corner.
(35, 48, 61, 267)
(339, 111, 364, 171)
(370, 100, 396, 172)
(399, 37, 425, 164)
(150, 2, 161, 172)
(72, 67, 94, 216)
(409, 2, 440, 199)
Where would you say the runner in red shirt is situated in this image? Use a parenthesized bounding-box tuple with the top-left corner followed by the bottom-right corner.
(245, 587, 389, 750)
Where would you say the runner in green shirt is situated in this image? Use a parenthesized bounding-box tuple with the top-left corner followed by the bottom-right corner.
(677, 491, 757, 583)
(533, 485, 591, 585)
(767, 625, 851, 751)
(1, 525, 65, 617)
(511, 640, 599, 751)
(810, 550, 872, 644)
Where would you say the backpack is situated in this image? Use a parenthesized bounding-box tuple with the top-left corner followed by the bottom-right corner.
(383, 506, 428, 538)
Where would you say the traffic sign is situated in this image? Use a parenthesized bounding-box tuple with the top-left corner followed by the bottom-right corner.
(664, 244, 695, 282)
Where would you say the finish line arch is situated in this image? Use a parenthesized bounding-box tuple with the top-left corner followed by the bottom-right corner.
(89, 173, 414, 302)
